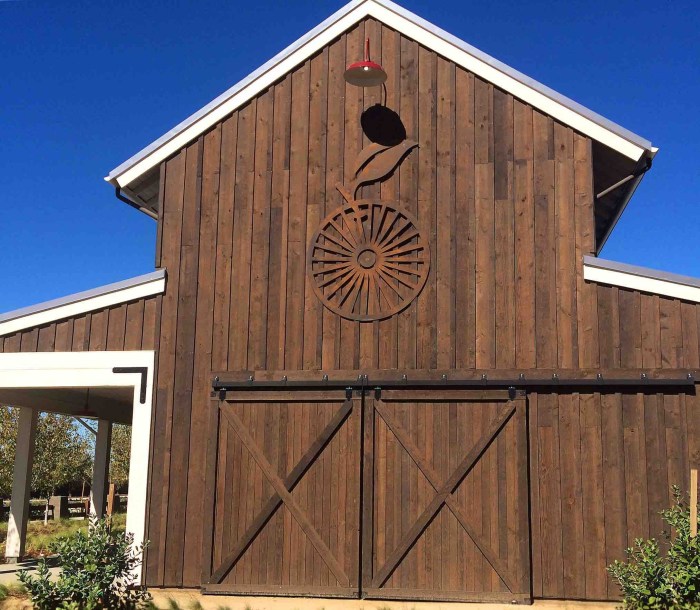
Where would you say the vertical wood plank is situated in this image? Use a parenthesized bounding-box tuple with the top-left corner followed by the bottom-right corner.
(37, 324, 56, 352)
(601, 392, 627, 597)
(660, 297, 682, 368)
(141, 296, 158, 350)
(285, 60, 311, 371)
(416, 45, 437, 370)
(474, 78, 495, 369)
(574, 134, 598, 368)
(533, 112, 556, 368)
(580, 393, 607, 599)
(106, 304, 127, 351)
(304, 49, 329, 371)
(211, 114, 238, 372)
(148, 151, 186, 586)
(554, 123, 578, 368)
(377, 25, 400, 370)
(455, 68, 476, 369)
(124, 300, 145, 351)
(248, 89, 274, 370)
(538, 393, 563, 597)
(640, 294, 661, 368)
(514, 101, 536, 369)
(493, 89, 515, 370)
(229, 100, 257, 371)
(54, 319, 74, 352)
(88, 309, 108, 351)
(436, 56, 455, 369)
(558, 393, 585, 597)
(619, 289, 642, 368)
(165, 137, 204, 586)
(397, 34, 418, 370)
(184, 124, 222, 586)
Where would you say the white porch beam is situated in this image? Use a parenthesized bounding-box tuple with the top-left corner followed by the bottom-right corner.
(90, 420, 112, 518)
(5, 407, 38, 561)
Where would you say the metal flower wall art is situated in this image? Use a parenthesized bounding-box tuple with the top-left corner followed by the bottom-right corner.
(308, 135, 430, 322)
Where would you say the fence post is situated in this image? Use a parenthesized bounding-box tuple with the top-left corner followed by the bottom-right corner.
(691, 468, 698, 539)
(106, 483, 116, 519)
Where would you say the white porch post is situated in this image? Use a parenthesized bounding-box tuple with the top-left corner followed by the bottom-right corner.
(5, 406, 38, 562)
(90, 419, 112, 518)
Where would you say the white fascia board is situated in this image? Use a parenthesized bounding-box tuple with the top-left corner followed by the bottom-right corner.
(106, 0, 651, 190)
(584, 257, 700, 303)
(0, 271, 165, 337)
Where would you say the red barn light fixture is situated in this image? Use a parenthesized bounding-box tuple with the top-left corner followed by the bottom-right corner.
(344, 37, 387, 87)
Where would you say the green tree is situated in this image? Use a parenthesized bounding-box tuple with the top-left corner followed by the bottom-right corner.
(109, 424, 131, 492)
(0, 406, 20, 499)
(32, 413, 93, 522)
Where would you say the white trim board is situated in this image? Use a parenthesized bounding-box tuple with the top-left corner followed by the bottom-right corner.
(0, 270, 165, 337)
(0, 351, 155, 584)
(106, 0, 653, 191)
(583, 256, 700, 303)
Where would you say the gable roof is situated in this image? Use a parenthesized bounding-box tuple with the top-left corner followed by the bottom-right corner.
(106, 0, 654, 194)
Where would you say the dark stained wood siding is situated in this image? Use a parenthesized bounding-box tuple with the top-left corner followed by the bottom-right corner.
(528, 285, 700, 600)
(0, 295, 160, 353)
(143, 16, 700, 601)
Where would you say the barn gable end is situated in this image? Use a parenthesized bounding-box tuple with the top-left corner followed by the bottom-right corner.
(138, 11, 700, 601)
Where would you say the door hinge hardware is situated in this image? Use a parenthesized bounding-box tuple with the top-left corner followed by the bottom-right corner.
(374, 387, 382, 399)
(508, 386, 517, 401)
(441, 374, 447, 382)
(248, 375, 254, 383)
(481, 373, 488, 382)
(552, 373, 559, 382)
(346, 387, 353, 399)
(323, 374, 329, 382)
(218, 389, 226, 401)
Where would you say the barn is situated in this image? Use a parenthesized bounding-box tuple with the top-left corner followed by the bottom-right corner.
(2, 0, 699, 605)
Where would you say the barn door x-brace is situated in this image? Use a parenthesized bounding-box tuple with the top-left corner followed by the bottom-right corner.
(202, 381, 530, 604)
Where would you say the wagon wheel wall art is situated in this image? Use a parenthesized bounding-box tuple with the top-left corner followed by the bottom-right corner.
(308, 137, 430, 322)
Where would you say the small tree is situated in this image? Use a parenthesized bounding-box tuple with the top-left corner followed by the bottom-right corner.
(0, 406, 19, 500)
(32, 413, 93, 523)
(608, 486, 700, 609)
(109, 424, 132, 493)
(19, 517, 151, 610)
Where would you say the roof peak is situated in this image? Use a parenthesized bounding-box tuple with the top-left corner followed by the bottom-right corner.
(106, 0, 653, 193)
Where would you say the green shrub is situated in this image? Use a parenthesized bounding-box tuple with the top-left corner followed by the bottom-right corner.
(18, 517, 151, 610)
(608, 486, 700, 609)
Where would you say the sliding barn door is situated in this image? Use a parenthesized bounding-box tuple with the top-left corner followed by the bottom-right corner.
(202, 390, 361, 597)
(362, 389, 530, 603)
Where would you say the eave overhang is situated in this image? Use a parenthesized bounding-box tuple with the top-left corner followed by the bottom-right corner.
(0, 269, 166, 337)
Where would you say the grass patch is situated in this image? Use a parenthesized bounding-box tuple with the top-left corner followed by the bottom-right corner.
(0, 582, 27, 601)
(0, 513, 126, 559)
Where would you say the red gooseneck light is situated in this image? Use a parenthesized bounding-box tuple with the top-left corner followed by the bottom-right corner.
(344, 38, 387, 87)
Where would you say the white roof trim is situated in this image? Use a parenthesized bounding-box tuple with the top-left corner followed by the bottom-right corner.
(106, 0, 653, 190)
(0, 270, 166, 337)
(583, 256, 700, 303)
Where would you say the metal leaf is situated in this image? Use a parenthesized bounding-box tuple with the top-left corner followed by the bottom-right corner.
(349, 139, 418, 197)
(354, 142, 391, 177)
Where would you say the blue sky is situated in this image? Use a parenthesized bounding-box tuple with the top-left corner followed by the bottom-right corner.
(1, 0, 698, 313)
